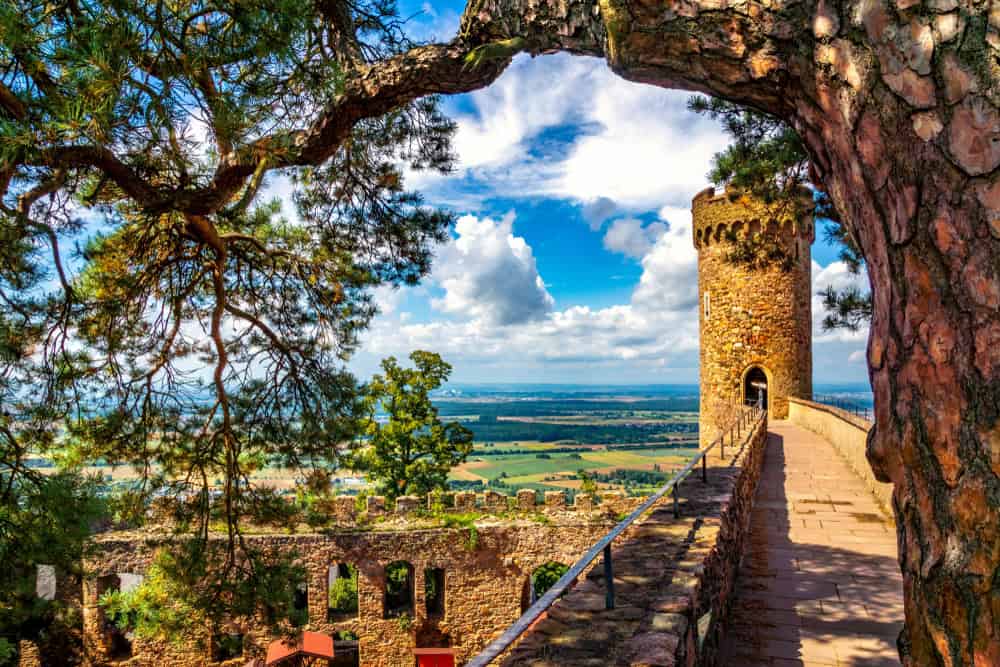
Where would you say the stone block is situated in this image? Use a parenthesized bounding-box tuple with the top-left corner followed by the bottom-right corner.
(651, 612, 688, 636)
(454, 491, 476, 511)
(333, 495, 357, 522)
(395, 495, 420, 514)
(516, 489, 536, 510)
(544, 491, 567, 509)
(574, 493, 595, 511)
(427, 490, 452, 511)
(18, 640, 42, 667)
(601, 490, 628, 513)
(367, 495, 386, 515)
(483, 490, 507, 510)
(627, 630, 680, 667)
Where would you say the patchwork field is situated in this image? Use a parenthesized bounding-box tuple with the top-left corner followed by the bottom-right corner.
(454, 446, 697, 488)
(37, 390, 702, 498)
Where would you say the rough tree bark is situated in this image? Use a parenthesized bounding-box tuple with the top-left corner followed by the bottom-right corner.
(453, 1, 1000, 664)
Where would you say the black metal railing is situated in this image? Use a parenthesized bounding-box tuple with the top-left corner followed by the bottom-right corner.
(813, 395, 873, 423)
(463, 405, 767, 667)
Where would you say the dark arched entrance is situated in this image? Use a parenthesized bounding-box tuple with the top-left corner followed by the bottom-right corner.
(744, 367, 768, 411)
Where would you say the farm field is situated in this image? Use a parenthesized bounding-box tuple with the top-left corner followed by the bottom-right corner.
(31, 387, 704, 497)
(454, 446, 698, 490)
(439, 389, 701, 495)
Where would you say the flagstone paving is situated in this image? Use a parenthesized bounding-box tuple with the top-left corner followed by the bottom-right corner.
(718, 421, 904, 667)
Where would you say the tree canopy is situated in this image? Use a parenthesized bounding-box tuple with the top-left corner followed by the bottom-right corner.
(350, 350, 473, 499)
(0, 0, 513, 644)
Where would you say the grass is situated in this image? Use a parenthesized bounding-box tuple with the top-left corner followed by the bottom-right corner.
(466, 454, 608, 479)
(452, 446, 699, 490)
(471, 440, 582, 451)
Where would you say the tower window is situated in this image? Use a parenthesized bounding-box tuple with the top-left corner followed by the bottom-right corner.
(704, 292, 711, 320)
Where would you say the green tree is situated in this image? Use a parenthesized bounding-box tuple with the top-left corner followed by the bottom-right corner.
(0, 471, 105, 662)
(687, 96, 871, 330)
(351, 351, 472, 499)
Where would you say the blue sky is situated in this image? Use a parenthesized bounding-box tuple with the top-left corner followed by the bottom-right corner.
(346, 1, 872, 385)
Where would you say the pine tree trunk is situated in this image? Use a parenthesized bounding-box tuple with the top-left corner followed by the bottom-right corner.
(455, 0, 1000, 663)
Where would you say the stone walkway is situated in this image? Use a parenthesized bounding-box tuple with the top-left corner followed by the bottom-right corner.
(718, 421, 904, 667)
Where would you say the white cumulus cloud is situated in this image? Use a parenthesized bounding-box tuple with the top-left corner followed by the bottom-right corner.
(407, 53, 729, 214)
(431, 213, 554, 326)
(632, 206, 700, 312)
(357, 206, 701, 379)
(602, 218, 668, 259)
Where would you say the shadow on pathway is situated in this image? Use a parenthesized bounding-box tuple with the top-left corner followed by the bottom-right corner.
(718, 422, 904, 667)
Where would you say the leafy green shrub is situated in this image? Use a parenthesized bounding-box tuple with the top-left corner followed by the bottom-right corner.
(532, 562, 570, 600)
(328, 564, 358, 616)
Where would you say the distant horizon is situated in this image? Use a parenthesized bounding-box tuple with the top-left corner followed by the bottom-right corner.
(442, 381, 872, 388)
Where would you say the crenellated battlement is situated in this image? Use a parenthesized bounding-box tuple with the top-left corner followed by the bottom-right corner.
(307, 488, 637, 525)
(693, 187, 813, 444)
(692, 186, 815, 250)
(143, 489, 642, 535)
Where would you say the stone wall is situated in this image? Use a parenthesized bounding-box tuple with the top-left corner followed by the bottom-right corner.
(495, 410, 769, 666)
(787, 397, 893, 519)
(78, 495, 636, 667)
(693, 412, 769, 667)
(693, 187, 813, 447)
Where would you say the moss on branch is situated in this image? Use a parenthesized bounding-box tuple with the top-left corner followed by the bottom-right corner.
(463, 37, 527, 69)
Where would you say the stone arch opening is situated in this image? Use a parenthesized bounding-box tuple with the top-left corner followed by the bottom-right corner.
(528, 561, 569, 605)
(289, 579, 309, 627)
(743, 366, 769, 411)
(384, 561, 414, 618)
(332, 631, 360, 667)
(95, 574, 133, 661)
(328, 563, 359, 621)
(210, 632, 244, 662)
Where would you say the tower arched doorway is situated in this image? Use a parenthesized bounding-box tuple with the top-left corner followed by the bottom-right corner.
(744, 367, 768, 411)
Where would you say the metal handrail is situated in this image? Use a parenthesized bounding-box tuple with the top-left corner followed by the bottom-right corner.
(814, 395, 873, 423)
(464, 406, 767, 667)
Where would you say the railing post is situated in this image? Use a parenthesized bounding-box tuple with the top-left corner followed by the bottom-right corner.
(672, 485, 679, 518)
(603, 544, 614, 610)
(702, 453, 707, 483)
(720, 436, 725, 460)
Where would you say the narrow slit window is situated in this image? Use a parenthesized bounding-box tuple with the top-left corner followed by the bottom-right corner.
(424, 568, 445, 617)
(384, 561, 414, 619)
(704, 291, 711, 320)
(292, 581, 309, 626)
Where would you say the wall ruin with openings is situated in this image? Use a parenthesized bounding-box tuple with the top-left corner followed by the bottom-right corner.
(68, 490, 638, 667)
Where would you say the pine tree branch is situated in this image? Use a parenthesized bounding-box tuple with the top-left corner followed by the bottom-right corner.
(0, 82, 27, 120)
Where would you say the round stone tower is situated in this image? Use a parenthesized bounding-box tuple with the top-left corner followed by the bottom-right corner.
(692, 187, 814, 447)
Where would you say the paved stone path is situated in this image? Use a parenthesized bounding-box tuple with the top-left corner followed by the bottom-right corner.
(718, 421, 904, 667)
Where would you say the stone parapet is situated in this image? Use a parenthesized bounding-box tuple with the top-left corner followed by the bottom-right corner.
(148, 489, 641, 536)
(691, 186, 814, 250)
(497, 413, 770, 667)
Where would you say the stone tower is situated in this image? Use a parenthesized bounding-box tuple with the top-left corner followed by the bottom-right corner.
(692, 187, 814, 447)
